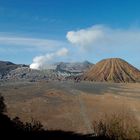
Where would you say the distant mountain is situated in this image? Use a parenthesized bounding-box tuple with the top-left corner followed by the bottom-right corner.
(0, 60, 92, 81)
(2, 59, 140, 83)
(5, 67, 63, 81)
(56, 61, 93, 74)
(0, 61, 21, 79)
(83, 58, 140, 83)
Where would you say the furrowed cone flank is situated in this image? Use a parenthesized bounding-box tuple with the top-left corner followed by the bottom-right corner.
(83, 58, 140, 83)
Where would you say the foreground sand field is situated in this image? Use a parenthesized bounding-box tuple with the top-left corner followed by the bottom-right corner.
(0, 81, 140, 134)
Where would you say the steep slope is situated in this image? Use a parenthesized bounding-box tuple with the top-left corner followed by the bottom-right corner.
(56, 61, 93, 73)
(83, 58, 140, 83)
(0, 61, 21, 79)
(4, 67, 65, 81)
(0, 60, 93, 81)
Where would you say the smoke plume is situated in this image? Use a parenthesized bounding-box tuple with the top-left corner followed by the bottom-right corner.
(66, 25, 104, 48)
(30, 48, 68, 70)
(66, 25, 140, 52)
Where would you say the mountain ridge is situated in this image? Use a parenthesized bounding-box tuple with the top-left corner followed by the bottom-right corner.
(0, 60, 92, 81)
(56, 61, 93, 73)
(83, 58, 140, 83)
(1, 59, 140, 83)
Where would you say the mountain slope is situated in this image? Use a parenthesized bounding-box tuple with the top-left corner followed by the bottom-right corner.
(0, 61, 20, 78)
(56, 61, 93, 73)
(0, 60, 93, 81)
(5, 67, 63, 81)
(83, 58, 140, 83)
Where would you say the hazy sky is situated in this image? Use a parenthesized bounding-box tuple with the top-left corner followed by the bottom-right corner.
(0, 0, 140, 68)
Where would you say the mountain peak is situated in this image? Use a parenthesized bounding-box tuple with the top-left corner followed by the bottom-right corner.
(83, 58, 140, 83)
(56, 61, 93, 73)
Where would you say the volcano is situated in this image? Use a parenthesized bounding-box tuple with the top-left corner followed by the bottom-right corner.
(83, 58, 140, 83)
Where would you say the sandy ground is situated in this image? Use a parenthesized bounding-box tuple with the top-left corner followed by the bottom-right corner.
(0, 80, 140, 134)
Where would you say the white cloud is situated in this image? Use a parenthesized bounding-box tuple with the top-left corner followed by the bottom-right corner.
(66, 25, 104, 47)
(66, 25, 140, 52)
(0, 36, 67, 51)
(30, 48, 69, 70)
(0, 34, 71, 68)
(56, 48, 69, 56)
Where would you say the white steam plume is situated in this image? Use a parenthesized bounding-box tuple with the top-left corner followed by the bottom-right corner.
(66, 25, 104, 47)
(66, 25, 140, 52)
(30, 48, 68, 70)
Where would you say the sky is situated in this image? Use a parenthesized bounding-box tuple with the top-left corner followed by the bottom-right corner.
(0, 0, 140, 69)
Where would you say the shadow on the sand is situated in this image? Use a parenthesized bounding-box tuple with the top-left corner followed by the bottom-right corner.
(0, 113, 110, 140)
(0, 94, 110, 140)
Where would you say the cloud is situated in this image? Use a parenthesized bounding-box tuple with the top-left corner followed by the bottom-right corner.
(0, 34, 71, 68)
(66, 25, 104, 47)
(56, 48, 69, 56)
(0, 36, 67, 52)
(66, 25, 140, 52)
(30, 48, 69, 70)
